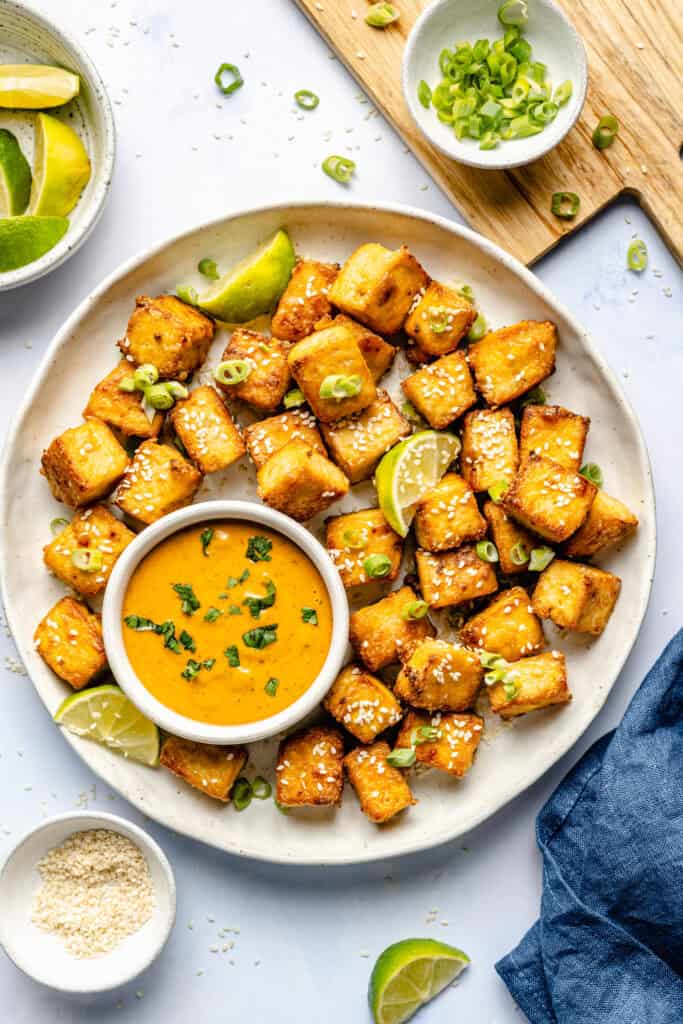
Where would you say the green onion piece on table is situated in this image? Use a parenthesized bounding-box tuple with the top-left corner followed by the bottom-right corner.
(592, 114, 619, 150)
(580, 462, 603, 488)
(215, 63, 243, 96)
(294, 89, 320, 110)
(322, 155, 356, 184)
(402, 600, 429, 621)
(417, 80, 432, 109)
(198, 258, 219, 280)
(386, 748, 416, 768)
(476, 540, 499, 563)
(365, 2, 400, 27)
(627, 239, 648, 273)
(319, 373, 362, 399)
(214, 359, 253, 386)
(551, 191, 580, 219)
(232, 778, 252, 811)
(364, 553, 392, 579)
(71, 548, 103, 573)
(529, 546, 555, 572)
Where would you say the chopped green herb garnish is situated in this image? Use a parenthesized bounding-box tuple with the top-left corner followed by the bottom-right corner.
(246, 536, 272, 562)
(124, 615, 157, 632)
(301, 607, 318, 625)
(204, 606, 223, 623)
(228, 605, 242, 616)
(179, 629, 196, 652)
(243, 580, 277, 619)
(242, 624, 278, 649)
(172, 582, 200, 615)
(264, 677, 279, 697)
(202, 658, 216, 670)
(158, 620, 180, 653)
(224, 645, 240, 667)
(200, 527, 214, 556)
(226, 568, 250, 589)
(181, 659, 202, 681)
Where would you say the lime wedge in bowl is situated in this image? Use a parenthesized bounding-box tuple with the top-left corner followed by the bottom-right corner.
(375, 430, 461, 536)
(0, 64, 80, 109)
(195, 229, 296, 322)
(0, 216, 69, 272)
(28, 112, 91, 217)
(54, 684, 160, 766)
(369, 938, 470, 1024)
(0, 129, 31, 215)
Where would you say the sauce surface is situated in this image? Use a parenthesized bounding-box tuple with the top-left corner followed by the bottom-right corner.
(122, 521, 332, 725)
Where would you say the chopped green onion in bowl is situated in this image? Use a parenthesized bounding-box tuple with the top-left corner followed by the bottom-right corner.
(627, 239, 648, 273)
(418, 80, 432, 109)
(498, 0, 528, 27)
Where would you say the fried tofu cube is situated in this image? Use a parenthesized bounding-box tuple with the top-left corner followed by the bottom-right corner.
(344, 742, 415, 823)
(519, 404, 589, 471)
(394, 638, 483, 711)
(244, 408, 325, 469)
(415, 546, 498, 609)
(320, 390, 410, 483)
(482, 501, 537, 576)
(414, 473, 486, 552)
(169, 385, 245, 474)
(324, 664, 403, 742)
(83, 360, 164, 438)
(329, 243, 428, 335)
(460, 586, 544, 662)
(563, 490, 639, 558)
(503, 453, 597, 543)
(326, 508, 403, 588)
(396, 710, 483, 777)
(119, 295, 214, 380)
(532, 559, 621, 635)
(467, 319, 557, 406)
(43, 506, 135, 597)
(41, 419, 129, 508)
(115, 440, 202, 525)
(317, 314, 397, 382)
(271, 259, 339, 342)
(401, 351, 477, 430)
(488, 650, 570, 718)
(34, 597, 106, 690)
(461, 408, 519, 494)
(159, 736, 247, 802)
(349, 586, 436, 671)
(217, 330, 291, 412)
(287, 324, 376, 423)
(404, 280, 476, 356)
(256, 439, 348, 521)
(276, 726, 344, 806)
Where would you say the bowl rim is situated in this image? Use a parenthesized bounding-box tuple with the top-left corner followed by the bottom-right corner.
(102, 500, 350, 745)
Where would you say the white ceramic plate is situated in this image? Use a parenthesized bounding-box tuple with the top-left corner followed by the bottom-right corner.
(0, 202, 655, 865)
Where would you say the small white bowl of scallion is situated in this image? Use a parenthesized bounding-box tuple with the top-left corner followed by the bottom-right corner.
(402, 0, 587, 170)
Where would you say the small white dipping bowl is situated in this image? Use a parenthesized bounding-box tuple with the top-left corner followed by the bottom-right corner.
(0, 811, 176, 993)
(402, 0, 587, 170)
(102, 501, 350, 746)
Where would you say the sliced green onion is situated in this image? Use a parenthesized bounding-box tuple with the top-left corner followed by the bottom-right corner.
(503, 680, 519, 699)
(580, 462, 603, 488)
(283, 387, 305, 409)
(232, 777, 252, 811)
(342, 529, 366, 550)
(485, 667, 510, 685)
(214, 359, 253, 386)
(319, 373, 362, 400)
(294, 89, 320, 110)
(264, 677, 279, 697)
(479, 130, 500, 150)
(118, 376, 137, 393)
(529, 101, 558, 125)
(71, 548, 103, 573)
(479, 651, 509, 670)
(401, 400, 424, 425)
(415, 726, 440, 743)
(252, 777, 272, 800)
(417, 80, 432, 109)
(488, 479, 509, 504)
(386, 747, 416, 768)
(145, 384, 175, 411)
(509, 113, 543, 138)
(476, 540, 499, 563)
(529, 546, 555, 572)
(592, 114, 619, 150)
(457, 283, 475, 303)
(322, 155, 356, 184)
(364, 553, 392, 578)
(198, 258, 219, 280)
(365, 2, 400, 27)
(521, 385, 546, 407)
(133, 364, 159, 389)
(427, 306, 452, 334)
(141, 392, 157, 424)
(510, 541, 529, 566)
(627, 239, 648, 273)
(215, 63, 243, 96)
(551, 191, 580, 220)
(553, 80, 573, 106)
(509, 38, 531, 63)
(50, 517, 70, 535)
(402, 599, 429, 621)
(176, 285, 198, 306)
(166, 381, 189, 400)
(468, 313, 487, 341)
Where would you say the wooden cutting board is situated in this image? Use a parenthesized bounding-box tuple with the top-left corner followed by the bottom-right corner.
(293, 0, 682, 266)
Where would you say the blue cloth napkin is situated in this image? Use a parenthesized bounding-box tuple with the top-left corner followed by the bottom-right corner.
(496, 628, 683, 1023)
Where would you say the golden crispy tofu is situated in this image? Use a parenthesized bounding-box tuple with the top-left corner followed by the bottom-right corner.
(287, 324, 376, 423)
(563, 490, 639, 558)
(401, 351, 477, 430)
(503, 453, 597, 543)
(83, 360, 164, 439)
(404, 280, 476, 356)
(115, 439, 202, 526)
(43, 506, 135, 597)
(159, 736, 247, 802)
(328, 243, 429, 335)
(349, 586, 436, 672)
(320, 389, 410, 484)
(460, 586, 544, 661)
(244, 409, 325, 469)
(394, 638, 483, 711)
(396, 710, 483, 777)
(482, 501, 536, 576)
(169, 385, 245, 474)
(414, 473, 487, 552)
(34, 596, 106, 690)
(326, 508, 403, 589)
(256, 439, 348, 521)
(276, 726, 344, 806)
(119, 295, 214, 380)
(217, 330, 291, 412)
(519, 404, 589, 471)
(415, 546, 498, 609)
(532, 559, 621, 635)
(344, 742, 415, 824)
(41, 419, 129, 508)
(467, 319, 557, 406)
(324, 664, 403, 742)
(271, 259, 339, 342)
(316, 314, 397, 383)
(488, 650, 570, 718)
(461, 408, 519, 494)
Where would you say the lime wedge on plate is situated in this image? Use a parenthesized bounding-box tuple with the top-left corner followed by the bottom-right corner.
(28, 112, 91, 217)
(54, 684, 160, 766)
(196, 229, 296, 322)
(0, 64, 80, 109)
(0, 129, 31, 215)
(375, 430, 461, 536)
(369, 938, 470, 1024)
(0, 215, 69, 271)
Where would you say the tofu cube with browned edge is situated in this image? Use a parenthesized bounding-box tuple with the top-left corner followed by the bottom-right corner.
(328, 243, 429, 335)
(488, 650, 570, 718)
(271, 259, 339, 342)
(394, 638, 483, 711)
(344, 742, 415, 824)
(287, 324, 376, 423)
(401, 351, 477, 430)
(414, 473, 487, 552)
(119, 295, 215, 380)
(396, 710, 483, 778)
(43, 506, 136, 597)
(324, 664, 403, 742)
(416, 546, 498, 609)
(244, 409, 326, 469)
(41, 419, 129, 508)
(325, 508, 403, 589)
(404, 280, 477, 356)
(532, 559, 621, 635)
(159, 736, 247, 802)
(483, 501, 537, 576)
(276, 726, 344, 806)
(460, 586, 544, 662)
(169, 385, 245, 474)
(564, 490, 639, 558)
(519, 404, 589, 471)
(503, 453, 597, 543)
(256, 439, 348, 521)
(461, 408, 519, 494)
(83, 360, 164, 438)
(467, 320, 557, 406)
(320, 390, 410, 484)
(349, 585, 436, 672)
(217, 330, 291, 412)
(115, 440, 202, 526)
(34, 597, 106, 690)
(315, 314, 397, 383)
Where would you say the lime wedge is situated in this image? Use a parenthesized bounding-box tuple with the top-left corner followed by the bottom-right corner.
(54, 684, 160, 767)
(196, 229, 296, 322)
(28, 112, 91, 217)
(0, 129, 31, 215)
(375, 430, 461, 536)
(0, 215, 69, 271)
(369, 938, 470, 1024)
(0, 64, 80, 109)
